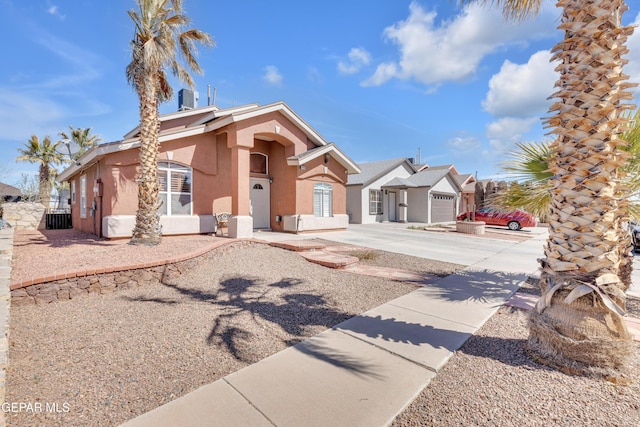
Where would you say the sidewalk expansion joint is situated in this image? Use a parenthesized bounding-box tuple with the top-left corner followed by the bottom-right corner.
(222, 378, 278, 427)
(385, 301, 490, 331)
(333, 329, 439, 374)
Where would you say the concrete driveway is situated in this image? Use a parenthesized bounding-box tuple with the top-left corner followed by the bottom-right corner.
(257, 222, 549, 276)
(258, 222, 640, 297)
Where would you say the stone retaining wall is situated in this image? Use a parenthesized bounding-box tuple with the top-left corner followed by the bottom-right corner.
(10, 241, 256, 306)
(2, 202, 46, 230)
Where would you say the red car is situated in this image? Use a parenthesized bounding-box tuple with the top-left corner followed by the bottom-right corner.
(457, 208, 537, 231)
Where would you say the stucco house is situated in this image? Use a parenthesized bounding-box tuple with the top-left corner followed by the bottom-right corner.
(346, 159, 466, 224)
(57, 101, 360, 239)
(0, 182, 22, 202)
(346, 158, 417, 224)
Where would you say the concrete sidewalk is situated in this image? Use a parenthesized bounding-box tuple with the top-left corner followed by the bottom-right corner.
(122, 228, 546, 427)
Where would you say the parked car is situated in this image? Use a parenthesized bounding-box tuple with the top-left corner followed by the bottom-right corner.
(457, 208, 537, 231)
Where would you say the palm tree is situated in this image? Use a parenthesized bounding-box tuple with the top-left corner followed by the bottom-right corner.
(496, 110, 640, 289)
(58, 126, 102, 161)
(16, 135, 65, 205)
(126, 0, 213, 246)
(465, 0, 636, 378)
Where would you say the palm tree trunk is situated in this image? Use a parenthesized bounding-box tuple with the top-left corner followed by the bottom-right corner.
(528, 0, 636, 379)
(39, 164, 51, 207)
(130, 73, 162, 246)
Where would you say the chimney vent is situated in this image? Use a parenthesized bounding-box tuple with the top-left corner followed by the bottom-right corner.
(178, 88, 198, 111)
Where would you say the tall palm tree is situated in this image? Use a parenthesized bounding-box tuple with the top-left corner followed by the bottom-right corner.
(496, 109, 640, 288)
(58, 126, 102, 161)
(465, 0, 636, 378)
(126, 0, 213, 246)
(16, 135, 65, 205)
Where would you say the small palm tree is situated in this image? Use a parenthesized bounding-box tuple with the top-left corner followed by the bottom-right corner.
(16, 135, 65, 206)
(126, 0, 213, 246)
(58, 126, 102, 161)
(492, 140, 554, 221)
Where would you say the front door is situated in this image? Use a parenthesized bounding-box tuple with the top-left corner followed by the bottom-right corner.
(388, 192, 397, 221)
(250, 178, 270, 229)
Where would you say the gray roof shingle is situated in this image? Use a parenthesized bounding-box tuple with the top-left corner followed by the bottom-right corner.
(347, 158, 414, 186)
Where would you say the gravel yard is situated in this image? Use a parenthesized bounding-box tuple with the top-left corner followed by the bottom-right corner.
(7, 242, 454, 426)
(6, 231, 640, 427)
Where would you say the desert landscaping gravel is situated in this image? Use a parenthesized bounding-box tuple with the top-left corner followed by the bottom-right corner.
(6, 232, 640, 426)
(7, 242, 451, 426)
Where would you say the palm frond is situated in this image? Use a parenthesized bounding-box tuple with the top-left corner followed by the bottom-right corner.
(501, 140, 554, 182)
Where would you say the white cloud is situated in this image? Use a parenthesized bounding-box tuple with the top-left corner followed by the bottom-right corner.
(486, 116, 539, 154)
(482, 50, 558, 118)
(46, 3, 65, 20)
(263, 65, 283, 86)
(445, 136, 482, 154)
(361, 63, 398, 87)
(363, 1, 557, 88)
(337, 47, 372, 75)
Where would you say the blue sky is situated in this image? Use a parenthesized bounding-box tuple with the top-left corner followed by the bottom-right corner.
(2, 0, 640, 186)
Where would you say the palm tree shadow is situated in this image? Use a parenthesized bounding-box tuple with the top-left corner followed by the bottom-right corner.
(151, 273, 408, 379)
(337, 314, 473, 352)
(420, 269, 528, 305)
(294, 338, 386, 380)
(458, 334, 549, 371)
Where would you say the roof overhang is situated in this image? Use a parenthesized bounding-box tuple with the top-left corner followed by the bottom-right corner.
(287, 143, 360, 175)
(381, 177, 418, 188)
(204, 102, 329, 147)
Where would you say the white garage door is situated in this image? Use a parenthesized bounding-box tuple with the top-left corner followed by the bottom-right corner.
(431, 194, 455, 223)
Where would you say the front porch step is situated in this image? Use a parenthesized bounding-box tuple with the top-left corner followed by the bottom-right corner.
(269, 241, 326, 252)
(298, 251, 359, 269)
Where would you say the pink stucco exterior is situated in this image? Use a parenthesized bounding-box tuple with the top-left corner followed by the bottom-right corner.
(60, 102, 359, 238)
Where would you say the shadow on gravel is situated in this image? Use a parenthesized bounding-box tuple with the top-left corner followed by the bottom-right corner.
(127, 271, 410, 379)
(154, 274, 352, 352)
(458, 334, 549, 371)
(13, 229, 112, 248)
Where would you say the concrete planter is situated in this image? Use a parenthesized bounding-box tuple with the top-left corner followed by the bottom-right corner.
(456, 220, 485, 235)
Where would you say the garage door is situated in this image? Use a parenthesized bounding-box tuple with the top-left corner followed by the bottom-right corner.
(431, 194, 455, 223)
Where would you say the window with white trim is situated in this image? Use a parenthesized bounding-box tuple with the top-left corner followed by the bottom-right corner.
(313, 183, 333, 217)
(80, 175, 87, 218)
(71, 180, 76, 204)
(369, 189, 383, 215)
(158, 161, 192, 216)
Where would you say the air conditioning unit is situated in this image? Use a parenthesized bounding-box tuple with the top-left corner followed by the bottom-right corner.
(178, 89, 199, 110)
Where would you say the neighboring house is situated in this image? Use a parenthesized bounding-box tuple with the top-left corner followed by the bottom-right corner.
(455, 173, 477, 213)
(346, 158, 417, 224)
(57, 101, 360, 239)
(347, 159, 466, 224)
(0, 182, 22, 202)
(404, 167, 463, 223)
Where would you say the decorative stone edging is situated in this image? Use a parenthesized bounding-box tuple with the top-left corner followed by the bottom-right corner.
(456, 220, 486, 235)
(9, 239, 262, 306)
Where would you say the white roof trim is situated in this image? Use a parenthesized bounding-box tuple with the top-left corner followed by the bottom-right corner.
(123, 104, 223, 139)
(190, 103, 261, 126)
(58, 102, 344, 181)
(287, 144, 360, 175)
(204, 102, 328, 147)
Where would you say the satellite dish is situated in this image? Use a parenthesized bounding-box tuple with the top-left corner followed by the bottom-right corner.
(56, 139, 82, 158)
